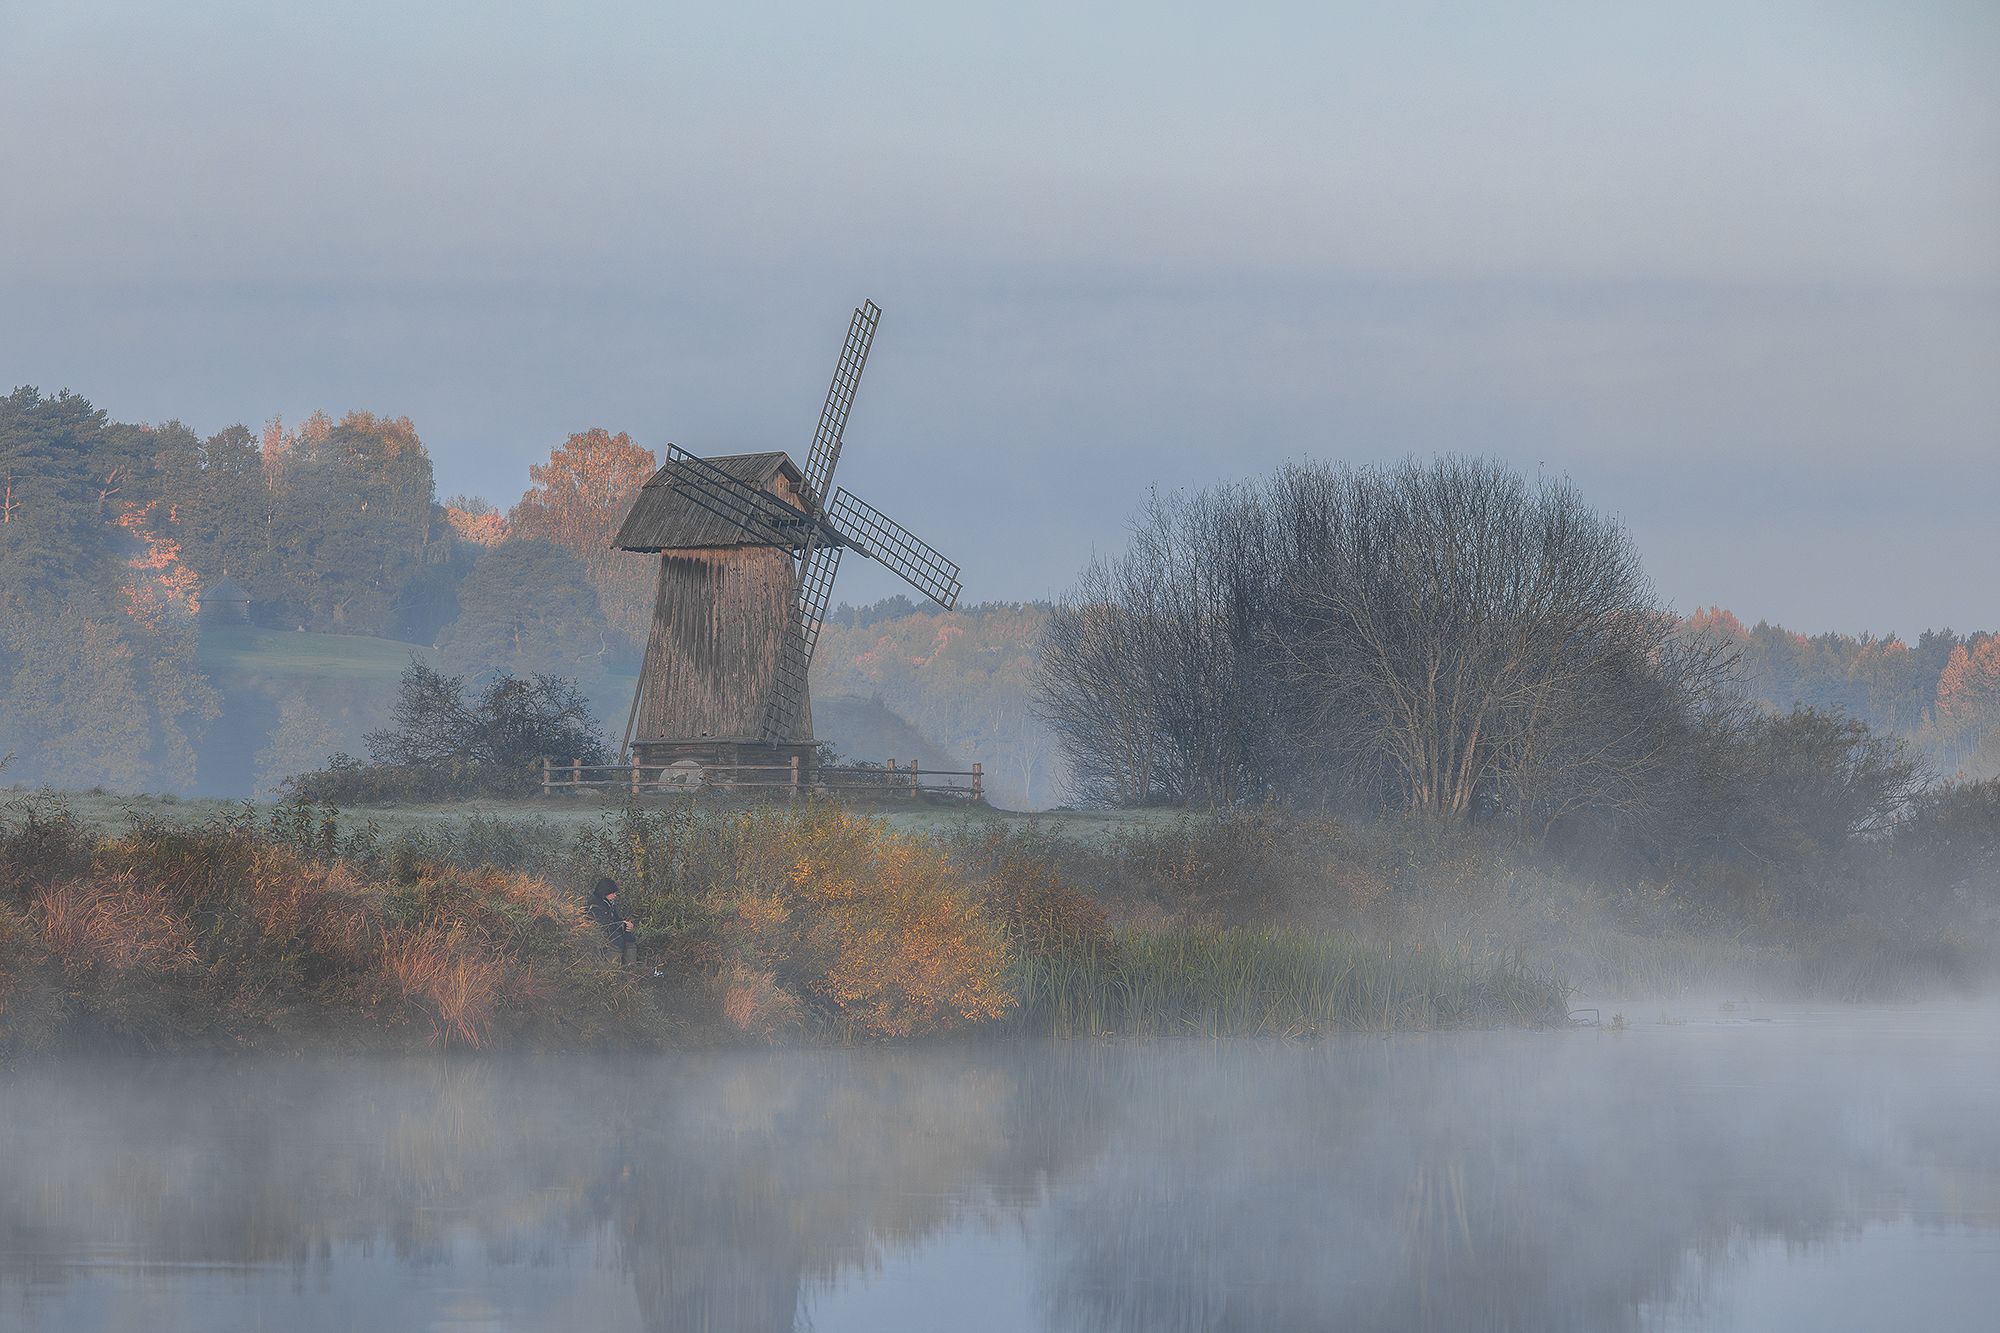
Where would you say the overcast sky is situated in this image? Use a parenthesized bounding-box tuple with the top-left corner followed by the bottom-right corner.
(4, 1, 1995, 638)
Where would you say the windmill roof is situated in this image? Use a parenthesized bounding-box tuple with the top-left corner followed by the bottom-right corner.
(200, 575, 250, 603)
(613, 451, 812, 552)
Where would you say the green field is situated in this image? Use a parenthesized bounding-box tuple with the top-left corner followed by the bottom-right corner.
(187, 628, 644, 799)
(28, 788, 1196, 847)
(196, 625, 431, 682)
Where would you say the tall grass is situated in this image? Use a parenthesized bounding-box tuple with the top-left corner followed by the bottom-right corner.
(1017, 928, 1571, 1039)
(0, 794, 658, 1058)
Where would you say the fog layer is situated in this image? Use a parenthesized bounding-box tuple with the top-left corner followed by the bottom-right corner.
(5, 1002, 1996, 1330)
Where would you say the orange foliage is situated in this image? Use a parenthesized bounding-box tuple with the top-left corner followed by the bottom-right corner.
(715, 963, 806, 1042)
(1684, 606, 1748, 640)
(509, 428, 659, 645)
(7, 823, 632, 1053)
(373, 865, 586, 1048)
(444, 506, 509, 546)
(336, 410, 423, 463)
(1936, 639, 2000, 723)
(260, 410, 332, 487)
(722, 805, 1017, 1038)
(34, 879, 199, 974)
(115, 500, 202, 630)
(802, 835, 1015, 1037)
(381, 926, 508, 1047)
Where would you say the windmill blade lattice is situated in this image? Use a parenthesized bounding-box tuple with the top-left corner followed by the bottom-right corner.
(829, 488, 963, 609)
(760, 539, 844, 743)
(801, 301, 880, 509)
(659, 444, 814, 548)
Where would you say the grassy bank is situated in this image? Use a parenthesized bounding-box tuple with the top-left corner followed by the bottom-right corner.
(1019, 930, 1568, 1038)
(17, 787, 1198, 850)
(9, 786, 1981, 1059)
(0, 798, 660, 1060)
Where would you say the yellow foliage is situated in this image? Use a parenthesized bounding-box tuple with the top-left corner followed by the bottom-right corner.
(718, 804, 1017, 1039)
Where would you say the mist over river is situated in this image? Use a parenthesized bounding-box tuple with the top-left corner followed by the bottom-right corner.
(4, 1002, 1996, 1332)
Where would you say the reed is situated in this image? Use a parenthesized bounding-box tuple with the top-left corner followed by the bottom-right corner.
(1016, 928, 1571, 1038)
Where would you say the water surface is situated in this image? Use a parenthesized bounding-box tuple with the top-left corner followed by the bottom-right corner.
(4, 1000, 1996, 1331)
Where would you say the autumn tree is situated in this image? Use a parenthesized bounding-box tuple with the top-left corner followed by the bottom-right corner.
(1930, 637, 2000, 774)
(508, 429, 657, 652)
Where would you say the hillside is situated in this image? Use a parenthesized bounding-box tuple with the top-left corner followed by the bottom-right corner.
(194, 626, 429, 798)
(810, 601, 1065, 810)
(812, 694, 968, 772)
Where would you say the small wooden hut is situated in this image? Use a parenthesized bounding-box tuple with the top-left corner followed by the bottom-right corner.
(612, 452, 818, 770)
(195, 574, 251, 624)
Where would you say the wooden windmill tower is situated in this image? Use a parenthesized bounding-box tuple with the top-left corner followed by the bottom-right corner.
(611, 301, 964, 772)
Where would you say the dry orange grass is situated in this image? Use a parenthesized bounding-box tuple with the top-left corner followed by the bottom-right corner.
(720, 804, 1017, 1039)
(33, 878, 199, 974)
(1, 811, 655, 1055)
(714, 964, 805, 1043)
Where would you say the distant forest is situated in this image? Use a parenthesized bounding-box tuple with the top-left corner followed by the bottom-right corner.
(0, 387, 654, 792)
(1682, 608, 1998, 777)
(0, 385, 1057, 801)
(811, 600, 1062, 810)
(3, 384, 1993, 803)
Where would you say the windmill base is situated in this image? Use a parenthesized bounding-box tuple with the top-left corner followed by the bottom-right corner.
(630, 738, 820, 782)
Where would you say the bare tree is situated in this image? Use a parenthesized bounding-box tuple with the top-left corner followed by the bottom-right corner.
(1036, 484, 1289, 807)
(1273, 456, 1686, 826)
(1036, 558, 1167, 806)
(1039, 454, 1742, 828)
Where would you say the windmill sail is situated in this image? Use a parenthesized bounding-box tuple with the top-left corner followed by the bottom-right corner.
(801, 301, 880, 509)
(760, 540, 843, 744)
(653, 445, 815, 549)
(828, 488, 963, 609)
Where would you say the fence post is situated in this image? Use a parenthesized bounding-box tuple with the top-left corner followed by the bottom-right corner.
(910, 760, 920, 799)
(972, 763, 982, 802)
(542, 757, 550, 798)
(790, 754, 800, 800)
(572, 757, 581, 796)
(631, 760, 640, 796)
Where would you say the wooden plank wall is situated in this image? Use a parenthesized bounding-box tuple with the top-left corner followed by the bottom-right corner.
(635, 547, 814, 743)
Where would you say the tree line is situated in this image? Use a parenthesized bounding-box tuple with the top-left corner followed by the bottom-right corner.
(1684, 606, 1999, 778)
(809, 599, 1065, 810)
(1, 385, 661, 791)
(1033, 456, 1991, 901)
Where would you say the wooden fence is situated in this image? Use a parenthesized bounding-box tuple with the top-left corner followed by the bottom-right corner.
(539, 757, 982, 802)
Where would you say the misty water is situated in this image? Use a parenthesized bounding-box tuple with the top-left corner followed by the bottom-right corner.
(4, 1003, 1996, 1332)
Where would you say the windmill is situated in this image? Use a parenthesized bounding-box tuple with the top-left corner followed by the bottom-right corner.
(611, 300, 963, 773)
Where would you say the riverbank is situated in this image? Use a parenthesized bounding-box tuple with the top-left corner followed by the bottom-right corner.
(17, 786, 1197, 849)
(7, 787, 1988, 1058)
(1, 793, 1576, 1058)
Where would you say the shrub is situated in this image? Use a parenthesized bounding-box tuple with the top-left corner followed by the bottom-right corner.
(0, 805, 656, 1055)
(280, 754, 539, 804)
(720, 802, 1017, 1039)
(944, 819, 1108, 957)
(366, 659, 604, 768)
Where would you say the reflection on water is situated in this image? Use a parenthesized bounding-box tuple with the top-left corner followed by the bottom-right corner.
(3, 1003, 1996, 1331)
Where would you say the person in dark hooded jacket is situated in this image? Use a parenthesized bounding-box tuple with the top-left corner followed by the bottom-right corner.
(588, 877, 638, 966)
